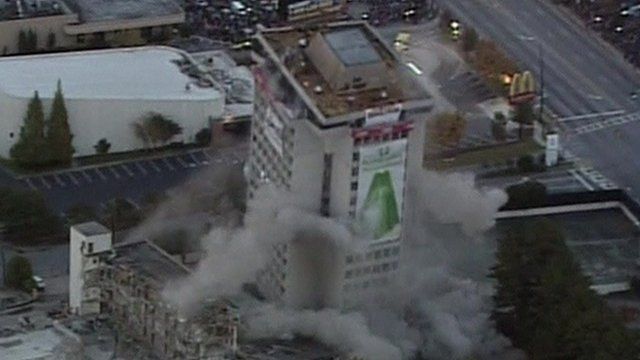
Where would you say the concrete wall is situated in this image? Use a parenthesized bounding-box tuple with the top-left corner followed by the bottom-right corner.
(0, 13, 182, 55)
(0, 92, 224, 158)
(68, 226, 111, 316)
(0, 13, 79, 54)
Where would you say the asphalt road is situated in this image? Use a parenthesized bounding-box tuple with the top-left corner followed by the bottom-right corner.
(442, 0, 640, 198)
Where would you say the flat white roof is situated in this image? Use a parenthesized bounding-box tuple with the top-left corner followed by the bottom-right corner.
(0, 46, 221, 101)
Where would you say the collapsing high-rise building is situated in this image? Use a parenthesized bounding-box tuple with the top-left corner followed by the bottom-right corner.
(248, 21, 432, 308)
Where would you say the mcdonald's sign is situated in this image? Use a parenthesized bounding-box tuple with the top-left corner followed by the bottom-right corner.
(508, 71, 536, 105)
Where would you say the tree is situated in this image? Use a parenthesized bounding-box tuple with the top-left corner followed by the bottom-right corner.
(5, 255, 33, 291)
(141, 191, 167, 214)
(0, 187, 61, 242)
(65, 204, 97, 225)
(504, 180, 547, 209)
(195, 128, 211, 146)
(27, 29, 37, 52)
(18, 30, 27, 53)
(513, 102, 535, 139)
(492, 219, 639, 359)
(47, 32, 56, 50)
(429, 112, 467, 147)
(103, 198, 141, 231)
(94, 138, 111, 155)
(492, 111, 508, 142)
(472, 40, 519, 94)
(10, 91, 48, 166)
(439, 9, 453, 33)
(46, 80, 74, 165)
(134, 112, 182, 148)
(461, 27, 479, 52)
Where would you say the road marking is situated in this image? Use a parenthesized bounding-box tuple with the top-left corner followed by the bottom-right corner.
(108, 167, 121, 179)
(134, 162, 148, 175)
(53, 174, 65, 187)
(94, 168, 107, 181)
(148, 160, 162, 173)
(24, 178, 37, 190)
(80, 170, 92, 183)
(120, 164, 135, 177)
(569, 169, 595, 191)
(161, 158, 175, 171)
(67, 172, 80, 186)
(188, 152, 201, 165)
(39, 176, 52, 189)
(175, 156, 189, 168)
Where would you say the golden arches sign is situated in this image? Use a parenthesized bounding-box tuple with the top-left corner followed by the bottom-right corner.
(508, 71, 536, 105)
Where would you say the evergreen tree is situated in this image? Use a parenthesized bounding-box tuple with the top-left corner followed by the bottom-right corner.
(27, 29, 37, 52)
(10, 91, 48, 166)
(492, 219, 640, 359)
(47, 32, 56, 50)
(46, 80, 74, 165)
(18, 30, 27, 53)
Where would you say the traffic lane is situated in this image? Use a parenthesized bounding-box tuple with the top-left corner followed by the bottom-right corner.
(444, 0, 604, 117)
(567, 121, 640, 197)
(502, 0, 639, 111)
(468, 0, 625, 114)
(446, 0, 636, 116)
(524, 0, 640, 96)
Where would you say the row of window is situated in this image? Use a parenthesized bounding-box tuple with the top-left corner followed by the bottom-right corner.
(344, 276, 389, 291)
(344, 261, 399, 279)
(353, 131, 408, 147)
(346, 246, 401, 264)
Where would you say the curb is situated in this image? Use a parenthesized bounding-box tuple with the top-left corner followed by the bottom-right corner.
(10, 145, 247, 180)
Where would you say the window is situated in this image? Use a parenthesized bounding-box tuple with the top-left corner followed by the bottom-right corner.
(383, 248, 391, 257)
(350, 182, 358, 191)
(346, 255, 353, 264)
(87, 242, 93, 254)
(76, 34, 85, 44)
(9, 132, 14, 138)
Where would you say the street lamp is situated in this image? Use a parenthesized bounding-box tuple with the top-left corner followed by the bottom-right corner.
(519, 35, 545, 125)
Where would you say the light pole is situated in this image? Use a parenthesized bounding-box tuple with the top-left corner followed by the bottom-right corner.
(520, 36, 545, 124)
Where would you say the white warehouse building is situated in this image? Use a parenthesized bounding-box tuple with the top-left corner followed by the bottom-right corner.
(0, 46, 225, 158)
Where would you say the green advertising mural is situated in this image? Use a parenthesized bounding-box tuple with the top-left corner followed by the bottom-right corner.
(356, 139, 407, 242)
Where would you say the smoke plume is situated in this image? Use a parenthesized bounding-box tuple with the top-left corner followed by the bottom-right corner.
(245, 304, 403, 360)
(162, 185, 362, 315)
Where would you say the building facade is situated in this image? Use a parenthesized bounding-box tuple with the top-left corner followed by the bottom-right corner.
(0, 0, 184, 55)
(249, 21, 432, 308)
(68, 223, 240, 359)
(0, 46, 224, 158)
(69, 222, 112, 316)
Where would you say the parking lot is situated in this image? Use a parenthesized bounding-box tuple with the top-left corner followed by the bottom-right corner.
(18, 146, 247, 214)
